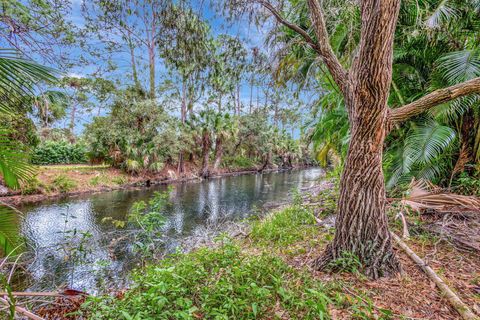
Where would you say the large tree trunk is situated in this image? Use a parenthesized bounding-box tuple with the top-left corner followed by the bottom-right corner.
(311, 0, 401, 278)
(259, 0, 480, 279)
(314, 101, 401, 278)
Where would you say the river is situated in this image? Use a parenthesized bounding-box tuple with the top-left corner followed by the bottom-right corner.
(18, 168, 323, 293)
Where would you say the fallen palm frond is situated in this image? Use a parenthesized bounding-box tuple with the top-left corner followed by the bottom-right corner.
(393, 179, 480, 253)
(400, 179, 480, 214)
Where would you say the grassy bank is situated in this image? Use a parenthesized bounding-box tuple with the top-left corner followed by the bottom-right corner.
(2, 163, 305, 206)
(78, 197, 480, 319)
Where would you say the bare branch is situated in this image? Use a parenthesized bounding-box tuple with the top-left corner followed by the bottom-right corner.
(390, 77, 480, 124)
(257, 0, 349, 94)
(307, 0, 349, 93)
(257, 1, 319, 51)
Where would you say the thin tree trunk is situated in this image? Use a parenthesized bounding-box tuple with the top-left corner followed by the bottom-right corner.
(213, 138, 223, 171)
(178, 80, 187, 174)
(259, 151, 272, 171)
(237, 85, 241, 115)
(69, 103, 77, 139)
(148, 42, 155, 99)
(127, 33, 141, 91)
(249, 74, 254, 114)
(201, 131, 211, 178)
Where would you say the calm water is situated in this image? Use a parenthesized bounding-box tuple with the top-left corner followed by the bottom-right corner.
(19, 168, 323, 293)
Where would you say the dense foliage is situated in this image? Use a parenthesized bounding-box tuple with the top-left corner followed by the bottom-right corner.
(31, 141, 87, 165)
(272, 0, 480, 191)
(83, 239, 331, 319)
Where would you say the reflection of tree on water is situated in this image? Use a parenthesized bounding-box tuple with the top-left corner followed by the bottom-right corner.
(20, 168, 324, 293)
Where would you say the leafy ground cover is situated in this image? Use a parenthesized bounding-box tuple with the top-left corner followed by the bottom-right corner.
(77, 195, 480, 319)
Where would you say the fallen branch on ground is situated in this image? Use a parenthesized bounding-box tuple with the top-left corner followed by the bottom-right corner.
(0, 289, 88, 298)
(0, 297, 45, 320)
(391, 232, 479, 320)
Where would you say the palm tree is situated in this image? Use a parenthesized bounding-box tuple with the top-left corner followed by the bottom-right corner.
(212, 113, 238, 172)
(384, 0, 480, 188)
(275, 0, 480, 189)
(0, 49, 57, 256)
(189, 110, 216, 178)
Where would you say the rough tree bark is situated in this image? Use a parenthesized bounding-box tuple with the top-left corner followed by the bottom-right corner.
(308, 0, 402, 277)
(256, 0, 480, 278)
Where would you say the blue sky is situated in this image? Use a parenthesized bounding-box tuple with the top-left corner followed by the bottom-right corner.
(60, 0, 275, 132)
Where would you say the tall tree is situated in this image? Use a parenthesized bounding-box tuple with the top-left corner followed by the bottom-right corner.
(230, 0, 480, 277)
(208, 35, 247, 113)
(82, 0, 167, 98)
(158, 3, 212, 173)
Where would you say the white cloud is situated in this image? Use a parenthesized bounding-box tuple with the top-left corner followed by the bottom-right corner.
(66, 72, 85, 78)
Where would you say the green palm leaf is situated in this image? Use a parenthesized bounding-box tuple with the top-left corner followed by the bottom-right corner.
(425, 0, 459, 29)
(387, 122, 456, 188)
(0, 206, 22, 256)
(0, 49, 57, 189)
(0, 129, 35, 189)
(437, 49, 480, 85)
(0, 49, 57, 114)
(405, 122, 456, 165)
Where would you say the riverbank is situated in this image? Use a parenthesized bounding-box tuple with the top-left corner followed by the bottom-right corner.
(5, 177, 480, 319)
(75, 192, 480, 319)
(1, 163, 313, 206)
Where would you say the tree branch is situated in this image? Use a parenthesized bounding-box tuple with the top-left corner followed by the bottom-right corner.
(390, 77, 480, 124)
(307, 0, 349, 94)
(257, 0, 349, 94)
(257, 1, 318, 50)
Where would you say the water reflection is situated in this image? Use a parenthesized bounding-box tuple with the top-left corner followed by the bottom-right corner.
(20, 168, 323, 292)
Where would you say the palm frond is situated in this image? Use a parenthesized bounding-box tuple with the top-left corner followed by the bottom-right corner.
(0, 49, 57, 114)
(430, 95, 480, 123)
(405, 122, 456, 165)
(0, 206, 22, 257)
(425, 0, 459, 29)
(386, 121, 457, 188)
(0, 129, 36, 189)
(437, 49, 480, 85)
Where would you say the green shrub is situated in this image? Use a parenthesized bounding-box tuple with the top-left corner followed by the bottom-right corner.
(112, 175, 128, 185)
(222, 155, 257, 169)
(453, 172, 480, 196)
(31, 141, 87, 165)
(81, 240, 331, 319)
(89, 175, 108, 187)
(21, 177, 43, 195)
(51, 174, 77, 193)
(250, 206, 317, 247)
